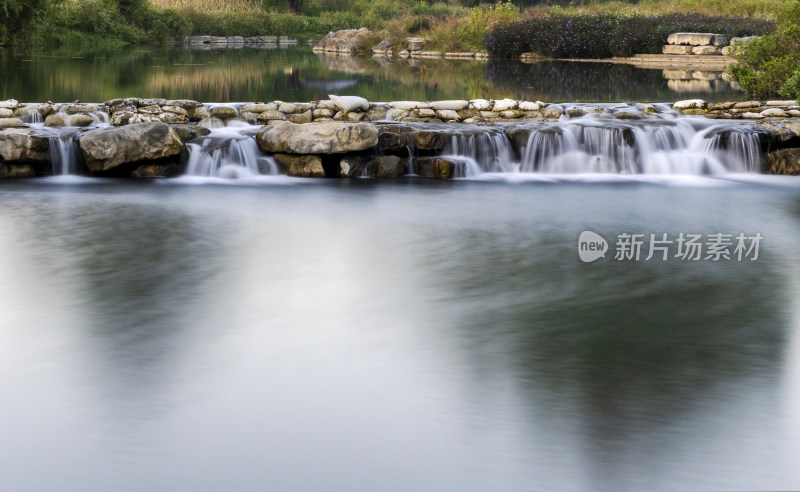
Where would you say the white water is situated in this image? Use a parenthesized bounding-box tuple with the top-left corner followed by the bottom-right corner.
(184, 126, 279, 178)
(48, 133, 82, 175)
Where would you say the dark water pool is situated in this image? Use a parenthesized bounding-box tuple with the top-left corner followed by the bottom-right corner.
(0, 45, 745, 103)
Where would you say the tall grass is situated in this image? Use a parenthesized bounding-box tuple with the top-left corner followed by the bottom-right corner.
(148, 0, 261, 12)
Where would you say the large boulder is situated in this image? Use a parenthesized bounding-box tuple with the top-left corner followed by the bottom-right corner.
(0, 128, 50, 162)
(313, 28, 371, 54)
(257, 121, 378, 154)
(79, 122, 184, 174)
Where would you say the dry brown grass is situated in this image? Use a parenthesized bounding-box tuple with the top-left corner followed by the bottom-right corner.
(146, 0, 262, 13)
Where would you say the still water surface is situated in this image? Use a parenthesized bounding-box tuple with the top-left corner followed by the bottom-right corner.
(1, 176, 799, 490)
(0, 45, 745, 103)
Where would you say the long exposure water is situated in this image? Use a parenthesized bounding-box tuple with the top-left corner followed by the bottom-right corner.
(1, 176, 800, 491)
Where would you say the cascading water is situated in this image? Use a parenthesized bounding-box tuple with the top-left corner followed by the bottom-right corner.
(184, 127, 279, 178)
(425, 117, 763, 176)
(48, 132, 83, 175)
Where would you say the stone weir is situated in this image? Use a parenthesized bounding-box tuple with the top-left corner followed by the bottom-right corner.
(2, 96, 800, 178)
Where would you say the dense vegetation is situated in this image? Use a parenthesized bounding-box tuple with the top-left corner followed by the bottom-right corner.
(0, 0, 789, 54)
(486, 14, 775, 58)
(728, 0, 800, 100)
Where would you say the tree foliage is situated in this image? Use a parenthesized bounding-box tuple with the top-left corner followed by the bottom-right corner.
(728, 1, 800, 100)
(0, 0, 50, 44)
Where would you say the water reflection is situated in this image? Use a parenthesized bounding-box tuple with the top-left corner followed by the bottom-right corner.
(0, 45, 746, 103)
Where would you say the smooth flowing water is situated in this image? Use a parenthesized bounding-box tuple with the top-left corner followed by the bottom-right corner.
(1, 177, 800, 491)
(0, 45, 745, 103)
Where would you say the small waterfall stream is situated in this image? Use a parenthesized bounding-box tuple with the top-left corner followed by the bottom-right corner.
(48, 132, 82, 175)
(184, 127, 279, 178)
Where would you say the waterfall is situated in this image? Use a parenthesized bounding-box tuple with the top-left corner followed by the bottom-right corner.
(441, 131, 518, 175)
(48, 133, 82, 175)
(184, 127, 279, 178)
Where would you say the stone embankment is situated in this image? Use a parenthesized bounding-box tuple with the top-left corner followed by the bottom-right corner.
(181, 35, 299, 50)
(3, 96, 800, 178)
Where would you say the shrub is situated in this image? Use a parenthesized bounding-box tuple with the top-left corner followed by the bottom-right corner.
(728, 1, 800, 100)
(0, 0, 49, 44)
(487, 13, 775, 59)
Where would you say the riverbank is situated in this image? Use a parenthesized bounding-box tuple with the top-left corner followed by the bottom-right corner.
(2, 96, 800, 179)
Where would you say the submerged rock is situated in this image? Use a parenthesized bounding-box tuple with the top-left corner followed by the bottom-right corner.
(79, 122, 184, 174)
(256, 121, 378, 154)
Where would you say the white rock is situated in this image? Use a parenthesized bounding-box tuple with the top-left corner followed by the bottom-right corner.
(0, 108, 14, 118)
(761, 108, 787, 117)
(519, 101, 542, 111)
(742, 112, 765, 119)
(387, 109, 409, 120)
(469, 99, 492, 110)
(329, 95, 369, 112)
(673, 99, 707, 110)
(430, 100, 469, 111)
(493, 98, 517, 112)
(0, 99, 20, 109)
(436, 110, 460, 121)
(766, 100, 796, 106)
(388, 101, 419, 110)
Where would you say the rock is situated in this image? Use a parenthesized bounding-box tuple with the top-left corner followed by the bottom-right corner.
(742, 112, 765, 119)
(501, 110, 524, 119)
(614, 110, 642, 119)
(169, 124, 211, 142)
(387, 109, 409, 120)
(767, 100, 797, 106)
(519, 101, 542, 111)
(430, 100, 469, 111)
(240, 103, 273, 114)
(769, 148, 800, 175)
(329, 95, 369, 112)
(70, 114, 95, 126)
(762, 108, 787, 117)
(313, 28, 371, 54)
(79, 122, 184, 174)
(60, 103, 97, 115)
(364, 105, 388, 121)
(0, 108, 14, 118)
(273, 153, 325, 177)
(166, 99, 202, 110)
(289, 110, 313, 124)
(635, 103, 660, 113)
(437, 110, 461, 121)
(405, 38, 424, 51)
(692, 45, 721, 55)
(372, 37, 396, 54)
(754, 120, 800, 144)
(667, 33, 727, 46)
(0, 99, 20, 110)
(110, 111, 146, 126)
(0, 128, 50, 162)
(257, 121, 378, 154)
(682, 109, 707, 115)
(257, 110, 286, 122)
(469, 99, 492, 110)
(312, 109, 336, 119)
(189, 106, 210, 121)
(316, 100, 338, 110)
(721, 46, 732, 56)
(734, 101, 761, 109)
(0, 118, 27, 128)
(567, 107, 585, 118)
(493, 99, 517, 112)
(209, 106, 239, 118)
(542, 104, 565, 118)
(729, 36, 760, 46)
(131, 163, 183, 178)
(663, 45, 694, 55)
(161, 106, 190, 117)
(673, 99, 707, 110)
(334, 111, 365, 122)
(414, 157, 456, 179)
(339, 155, 369, 177)
(367, 155, 406, 177)
(376, 123, 415, 152)
(415, 108, 436, 118)
(278, 102, 300, 114)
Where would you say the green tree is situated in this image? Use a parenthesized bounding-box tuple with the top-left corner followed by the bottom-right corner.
(729, 1, 800, 100)
(0, 0, 50, 44)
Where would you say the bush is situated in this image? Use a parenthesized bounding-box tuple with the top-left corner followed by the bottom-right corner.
(487, 13, 775, 59)
(728, 1, 800, 100)
(1, 0, 49, 45)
